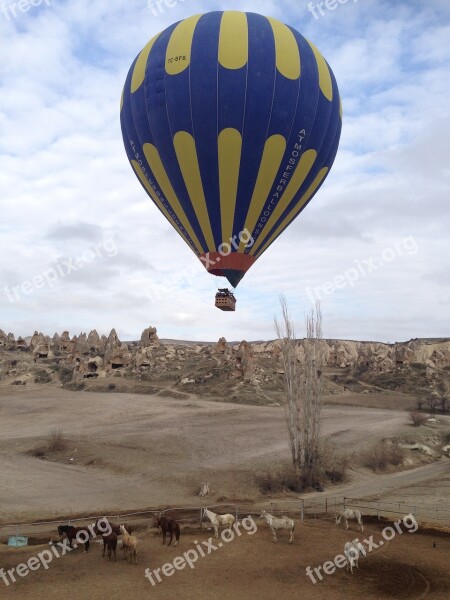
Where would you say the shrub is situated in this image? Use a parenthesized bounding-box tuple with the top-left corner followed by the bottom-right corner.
(65, 382, 85, 391)
(409, 411, 427, 426)
(363, 440, 405, 472)
(34, 370, 52, 384)
(254, 465, 302, 494)
(46, 429, 67, 452)
(255, 444, 350, 493)
(410, 362, 426, 371)
(58, 366, 73, 384)
(316, 442, 350, 483)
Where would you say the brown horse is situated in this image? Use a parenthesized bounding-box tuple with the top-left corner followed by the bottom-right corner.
(101, 532, 118, 561)
(155, 516, 181, 547)
(57, 525, 91, 553)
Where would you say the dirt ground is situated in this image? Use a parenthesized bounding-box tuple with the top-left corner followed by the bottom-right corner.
(0, 518, 448, 600)
(1, 389, 449, 522)
(1, 387, 449, 599)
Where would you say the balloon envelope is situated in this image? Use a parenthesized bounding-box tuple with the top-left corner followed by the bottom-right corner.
(121, 11, 342, 287)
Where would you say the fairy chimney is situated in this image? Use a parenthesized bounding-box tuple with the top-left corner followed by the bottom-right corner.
(140, 326, 160, 348)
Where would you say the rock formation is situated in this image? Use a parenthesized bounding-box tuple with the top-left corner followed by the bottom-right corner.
(233, 341, 255, 380)
(87, 330, 104, 354)
(0, 323, 448, 400)
(75, 333, 90, 355)
(215, 337, 229, 355)
(140, 326, 160, 348)
(103, 330, 132, 371)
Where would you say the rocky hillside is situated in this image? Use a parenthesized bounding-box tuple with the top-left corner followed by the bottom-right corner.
(0, 327, 449, 408)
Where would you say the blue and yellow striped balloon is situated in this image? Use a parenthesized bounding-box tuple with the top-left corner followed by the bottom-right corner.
(121, 11, 342, 288)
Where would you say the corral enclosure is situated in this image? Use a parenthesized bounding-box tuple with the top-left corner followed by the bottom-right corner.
(1, 516, 449, 600)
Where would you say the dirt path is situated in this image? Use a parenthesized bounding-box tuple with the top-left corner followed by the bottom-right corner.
(303, 460, 450, 507)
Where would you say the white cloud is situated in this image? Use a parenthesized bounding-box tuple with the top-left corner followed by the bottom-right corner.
(0, 0, 449, 342)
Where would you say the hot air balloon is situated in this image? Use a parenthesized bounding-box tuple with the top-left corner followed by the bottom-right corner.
(120, 11, 341, 311)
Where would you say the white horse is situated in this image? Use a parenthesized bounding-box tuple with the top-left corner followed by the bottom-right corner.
(202, 508, 235, 538)
(344, 541, 365, 574)
(336, 509, 364, 532)
(259, 510, 295, 544)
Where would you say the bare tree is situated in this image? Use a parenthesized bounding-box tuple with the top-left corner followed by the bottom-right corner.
(275, 296, 323, 489)
(425, 396, 438, 414)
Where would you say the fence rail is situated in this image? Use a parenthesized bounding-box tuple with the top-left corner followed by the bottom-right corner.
(343, 497, 450, 523)
(1, 497, 448, 542)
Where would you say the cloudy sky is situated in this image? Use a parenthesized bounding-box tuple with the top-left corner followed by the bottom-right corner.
(0, 0, 449, 342)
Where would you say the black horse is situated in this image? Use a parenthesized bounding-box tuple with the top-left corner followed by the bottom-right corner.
(57, 525, 91, 552)
(155, 516, 181, 547)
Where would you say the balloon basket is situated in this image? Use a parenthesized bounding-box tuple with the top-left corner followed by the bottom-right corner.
(215, 290, 236, 312)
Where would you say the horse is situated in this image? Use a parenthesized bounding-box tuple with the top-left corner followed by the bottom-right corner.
(155, 516, 181, 547)
(119, 525, 137, 564)
(336, 509, 364, 532)
(57, 525, 91, 553)
(101, 532, 118, 561)
(344, 541, 365, 574)
(259, 511, 295, 544)
(202, 508, 235, 538)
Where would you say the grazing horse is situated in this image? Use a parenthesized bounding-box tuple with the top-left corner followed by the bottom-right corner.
(259, 511, 295, 544)
(57, 525, 91, 553)
(119, 525, 137, 564)
(101, 532, 118, 561)
(336, 509, 364, 533)
(155, 516, 181, 547)
(202, 508, 235, 538)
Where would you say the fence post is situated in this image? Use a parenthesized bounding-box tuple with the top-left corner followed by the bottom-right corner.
(300, 500, 304, 523)
(325, 498, 328, 516)
(343, 497, 346, 510)
(200, 508, 203, 530)
(377, 501, 380, 520)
